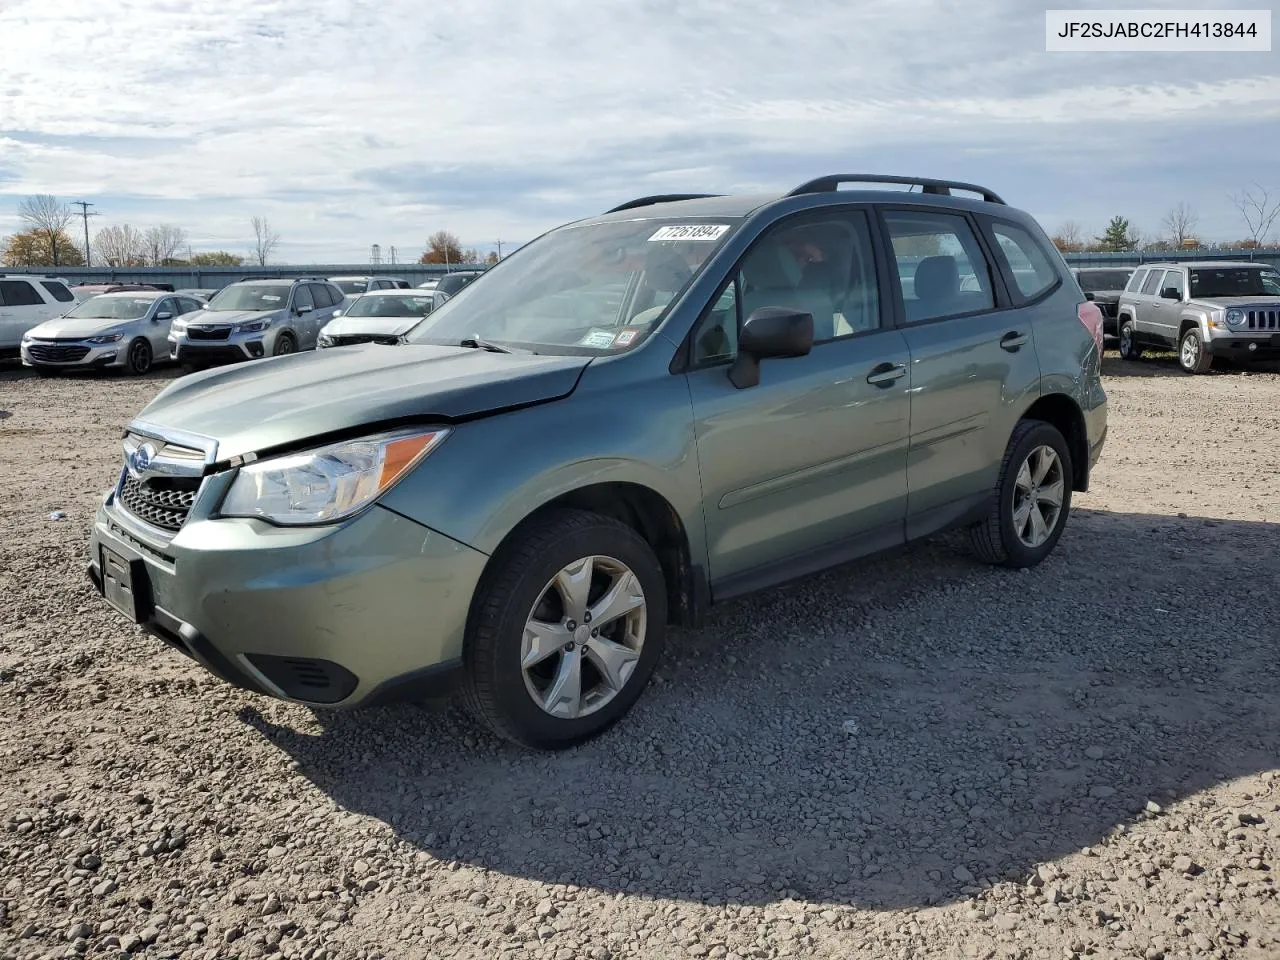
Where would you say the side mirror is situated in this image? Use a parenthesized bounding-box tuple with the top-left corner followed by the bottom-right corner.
(729, 306, 814, 389)
(1083, 291, 1096, 301)
(1161, 288, 1181, 300)
(154, 311, 172, 321)
(294, 304, 307, 315)
(332, 310, 343, 317)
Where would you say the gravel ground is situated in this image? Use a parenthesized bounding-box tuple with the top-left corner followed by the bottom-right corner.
(1, 351, 1278, 960)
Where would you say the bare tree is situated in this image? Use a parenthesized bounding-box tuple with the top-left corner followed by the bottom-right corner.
(93, 224, 147, 266)
(142, 224, 188, 266)
(17, 194, 76, 267)
(1161, 202, 1199, 248)
(1051, 220, 1085, 252)
(250, 216, 281, 266)
(1231, 183, 1280, 248)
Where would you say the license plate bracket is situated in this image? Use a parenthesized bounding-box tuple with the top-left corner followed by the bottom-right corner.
(100, 546, 150, 624)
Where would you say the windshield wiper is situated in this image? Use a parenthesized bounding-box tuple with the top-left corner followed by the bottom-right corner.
(458, 337, 530, 354)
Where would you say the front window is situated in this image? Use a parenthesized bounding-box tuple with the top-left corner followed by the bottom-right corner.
(345, 294, 436, 318)
(1077, 269, 1133, 293)
(335, 280, 368, 295)
(404, 218, 739, 353)
(63, 296, 154, 320)
(1189, 267, 1280, 298)
(206, 284, 293, 311)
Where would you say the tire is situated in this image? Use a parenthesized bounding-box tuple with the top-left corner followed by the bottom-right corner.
(1118, 319, 1143, 360)
(461, 508, 668, 750)
(1178, 327, 1213, 374)
(272, 333, 296, 357)
(968, 419, 1074, 569)
(124, 337, 152, 375)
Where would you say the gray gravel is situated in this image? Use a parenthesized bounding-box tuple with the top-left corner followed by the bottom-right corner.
(2, 352, 1279, 960)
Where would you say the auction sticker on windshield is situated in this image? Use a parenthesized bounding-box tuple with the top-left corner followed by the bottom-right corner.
(648, 224, 729, 242)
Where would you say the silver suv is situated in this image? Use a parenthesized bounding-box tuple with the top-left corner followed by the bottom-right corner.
(169, 278, 347, 371)
(1116, 260, 1280, 373)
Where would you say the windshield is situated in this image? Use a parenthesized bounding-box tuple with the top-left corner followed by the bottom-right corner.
(346, 294, 436, 318)
(1077, 269, 1133, 292)
(404, 218, 737, 353)
(1189, 267, 1280, 299)
(207, 284, 293, 311)
(64, 296, 154, 320)
(334, 280, 368, 294)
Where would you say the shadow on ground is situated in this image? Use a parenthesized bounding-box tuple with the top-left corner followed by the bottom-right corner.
(241, 508, 1280, 912)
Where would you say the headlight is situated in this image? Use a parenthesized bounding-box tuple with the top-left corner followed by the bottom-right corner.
(171, 319, 187, 332)
(236, 319, 270, 333)
(1225, 309, 1246, 328)
(318, 333, 334, 348)
(219, 428, 450, 525)
(86, 333, 124, 344)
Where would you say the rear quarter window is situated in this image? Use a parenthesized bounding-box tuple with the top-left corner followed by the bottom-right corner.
(1126, 269, 1148, 293)
(40, 280, 74, 303)
(985, 220, 1060, 303)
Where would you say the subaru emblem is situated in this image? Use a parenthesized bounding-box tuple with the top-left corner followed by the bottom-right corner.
(127, 441, 157, 478)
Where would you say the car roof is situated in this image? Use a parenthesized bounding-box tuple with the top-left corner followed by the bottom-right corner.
(354, 288, 431, 296)
(94, 290, 163, 299)
(1141, 260, 1271, 269)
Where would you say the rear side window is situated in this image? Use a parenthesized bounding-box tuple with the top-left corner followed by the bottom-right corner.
(309, 283, 334, 308)
(883, 210, 996, 323)
(987, 221, 1059, 302)
(40, 280, 74, 303)
(1140, 270, 1163, 295)
(0, 279, 43, 306)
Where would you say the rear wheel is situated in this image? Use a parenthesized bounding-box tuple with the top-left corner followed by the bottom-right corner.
(969, 419, 1073, 569)
(272, 333, 296, 357)
(461, 508, 668, 750)
(1118, 319, 1143, 360)
(124, 337, 152, 375)
(1178, 328, 1213, 374)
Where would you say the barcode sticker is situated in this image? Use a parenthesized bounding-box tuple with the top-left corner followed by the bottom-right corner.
(648, 224, 729, 242)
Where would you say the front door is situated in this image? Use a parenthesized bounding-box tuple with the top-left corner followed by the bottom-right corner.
(685, 207, 912, 591)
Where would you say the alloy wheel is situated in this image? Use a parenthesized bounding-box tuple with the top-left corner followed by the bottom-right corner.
(521, 555, 647, 719)
(1012, 445, 1065, 548)
(1180, 334, 1199, 370)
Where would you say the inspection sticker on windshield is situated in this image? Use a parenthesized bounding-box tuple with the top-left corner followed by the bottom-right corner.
(578, 329, 618, 348)
(613, 328, 640, 347)
(648, 224, 729, 242)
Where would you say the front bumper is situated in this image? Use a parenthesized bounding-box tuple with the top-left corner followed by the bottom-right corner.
(21, 339, 123, 368)
(1204, 331, 1280, 361)
(170, 328, 275, 365)
(87, 491, 489, 708)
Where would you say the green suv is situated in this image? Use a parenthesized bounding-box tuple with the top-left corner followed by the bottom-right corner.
(87, 175, 1108, 749)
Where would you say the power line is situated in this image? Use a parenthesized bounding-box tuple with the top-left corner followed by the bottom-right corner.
(71, 201, 99, 266)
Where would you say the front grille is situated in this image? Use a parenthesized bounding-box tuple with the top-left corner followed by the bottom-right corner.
(185, 326, 232, 341)
(1246, 309, 1279, 330)
(118, 476, 201, 532)
(329, 334, 400, 347)
(27, 343, 90, 362)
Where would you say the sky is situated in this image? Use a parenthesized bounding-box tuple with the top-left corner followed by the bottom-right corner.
(1, 0, 1278, 263)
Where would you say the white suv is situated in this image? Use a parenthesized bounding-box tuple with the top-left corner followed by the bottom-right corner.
(0, 275, 77, 355)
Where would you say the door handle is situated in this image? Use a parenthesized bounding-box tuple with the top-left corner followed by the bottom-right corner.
(1000, 331, 1028, 352)
(866, 362, 907, 387)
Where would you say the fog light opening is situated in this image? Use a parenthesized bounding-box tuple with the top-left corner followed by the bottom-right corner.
(1248, 342, 1258, 352)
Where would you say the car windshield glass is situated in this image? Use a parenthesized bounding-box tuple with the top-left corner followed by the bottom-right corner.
(346, 294, 435, 318)
(1189, 267, 1280, 298)
(1077, 270, 1132, 292)
(64, 297, 154, 320)
(335, 281, 367, 294)
(404, 218, 738, 353)
(207, 284, 292, 311)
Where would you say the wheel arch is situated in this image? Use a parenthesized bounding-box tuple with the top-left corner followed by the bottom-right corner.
(1019, 393, 1089, 492)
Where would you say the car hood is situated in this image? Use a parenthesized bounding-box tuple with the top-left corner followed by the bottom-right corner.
(132, 343, 592, 461)
(27, 316, 140, 338)
(1192, 295, 1280, 309)
(181, 309, 281, 327)
(321, 315, 423, 338)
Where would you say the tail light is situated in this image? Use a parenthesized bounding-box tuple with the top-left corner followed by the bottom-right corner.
(1078, 301, 1104, 355)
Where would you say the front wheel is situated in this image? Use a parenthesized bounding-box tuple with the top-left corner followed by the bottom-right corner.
(272, 333, 296, 357)
(1178, 328, 1213, 374)
(124, 337, 152, 375)
(969, 419, 1074, 569)
(1118, 319, 1143, 360)
(461, 508, 668, 749)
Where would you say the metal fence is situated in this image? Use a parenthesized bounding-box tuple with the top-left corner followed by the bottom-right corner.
(1061, 248, 1280, 268)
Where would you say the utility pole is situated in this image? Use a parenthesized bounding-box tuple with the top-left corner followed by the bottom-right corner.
(495, 240, 503, 259)
(71, 201, 98, 267)
(388, 245, 397, 264)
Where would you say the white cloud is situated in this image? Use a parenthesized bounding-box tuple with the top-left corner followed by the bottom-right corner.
(1, 0, 1277, 259)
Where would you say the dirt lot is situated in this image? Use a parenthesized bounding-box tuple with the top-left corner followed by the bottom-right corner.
(1, 352, 1278, 960)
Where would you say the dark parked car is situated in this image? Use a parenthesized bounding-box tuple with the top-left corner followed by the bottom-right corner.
(1071, 267, 1135, 337)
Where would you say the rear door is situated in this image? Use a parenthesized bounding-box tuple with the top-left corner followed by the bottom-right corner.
(686, 206, 913, 591)
(879, 206, 1043, 532)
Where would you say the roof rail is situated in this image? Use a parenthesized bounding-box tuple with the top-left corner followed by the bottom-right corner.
(605, 194, 724, 214)
(786, 175, 1006, 205)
